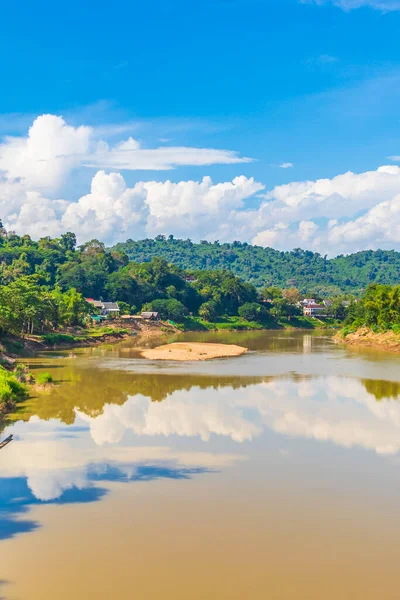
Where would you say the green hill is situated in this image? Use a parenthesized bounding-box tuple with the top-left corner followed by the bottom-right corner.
(112, 236, 400, 294)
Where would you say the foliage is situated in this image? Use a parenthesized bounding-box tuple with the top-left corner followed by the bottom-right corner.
(36, 372, 53, 385)
(142, 298, 188, 321)
(0, 366, 28, 416)
(238, 302, 268, 323)
(199, 301, 218, 321)
(344, 284, 400, 332)
(112, 237, 400, 293)
(0, 227, 350, 342)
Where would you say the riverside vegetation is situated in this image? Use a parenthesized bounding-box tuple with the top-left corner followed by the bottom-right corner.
(0, 225, 357, 417)
(338, 284, 400, 350)
(0, 225, 347, 348)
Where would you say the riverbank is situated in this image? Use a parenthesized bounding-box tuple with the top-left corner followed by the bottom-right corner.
(176, 315, 341, 332)
(0, 320, 172, 357)
(334, 327, 400, 352)
(0, 366, 28, 423)
(140, 342, 248, 361)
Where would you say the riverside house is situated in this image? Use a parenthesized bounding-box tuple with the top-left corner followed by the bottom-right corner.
(86, 298, 120, 316)
(303, 302, 326, 317)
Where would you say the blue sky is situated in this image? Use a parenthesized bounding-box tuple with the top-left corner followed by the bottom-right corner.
(1, 0, 400, 254)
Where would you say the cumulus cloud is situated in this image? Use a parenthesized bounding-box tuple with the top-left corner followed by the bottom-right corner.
(278, 162, 294, 169)
(252, 165, 400, 254)
(0, 114, 252, 194)
(3, 171, 264, 244)
(3, 113, 400, 254)
(0, 114, 91, 191)
(302, 0, 400, 11)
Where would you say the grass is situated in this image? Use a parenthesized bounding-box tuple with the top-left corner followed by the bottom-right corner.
(0, 366, 28, 418)
(176, 315, 341, 332)
(40, 327, 130, 345)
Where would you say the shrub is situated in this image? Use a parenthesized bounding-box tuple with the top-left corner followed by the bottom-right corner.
(0, 367, 28, 413)
(36, 372, 53, 385)
(41, 333, 76, 345)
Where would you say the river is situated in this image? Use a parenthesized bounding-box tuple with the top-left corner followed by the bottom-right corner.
(1, 331, 400, 599)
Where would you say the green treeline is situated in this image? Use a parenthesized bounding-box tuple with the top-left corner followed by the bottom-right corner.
(344, 284, 400, 333)
(113, 235, 400, 294)
(0, 226, 322, 336)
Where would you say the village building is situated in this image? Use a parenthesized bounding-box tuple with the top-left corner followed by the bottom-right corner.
(303, 303, 326, 317)
(86, 298, 120, 316)
(141, 311, 160, 321)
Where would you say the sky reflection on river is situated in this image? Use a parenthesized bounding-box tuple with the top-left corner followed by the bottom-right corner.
(2, 332, 400, 599)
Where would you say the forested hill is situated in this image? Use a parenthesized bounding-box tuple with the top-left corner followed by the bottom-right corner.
(112, 237, 400, 294)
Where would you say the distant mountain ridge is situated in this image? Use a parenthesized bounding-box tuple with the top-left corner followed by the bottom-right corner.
(112, 236, 400, 294)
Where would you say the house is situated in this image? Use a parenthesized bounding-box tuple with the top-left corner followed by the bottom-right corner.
(185, 276, 198, 283)
(101, 302, 120, 316)
(86, 298, 120, 316)
(86, 298, 104, 309)
(301, 298, 316, 305)
(141, 311, 160, 321)
(303, 303, 326, 317)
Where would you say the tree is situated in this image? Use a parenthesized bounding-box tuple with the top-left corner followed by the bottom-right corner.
(261, 287, 282, 302)
(282, 288, 302, 305)
(106, 269, 138, 303)
(117, 301, 131, 315)
(199, 301, 218, 321)
(142, 299, 187, 321)
(238, 302, 268, 323)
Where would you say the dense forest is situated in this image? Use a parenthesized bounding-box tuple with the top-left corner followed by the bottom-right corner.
(113, 236, 400, 294)
(0, 225, 321, 337)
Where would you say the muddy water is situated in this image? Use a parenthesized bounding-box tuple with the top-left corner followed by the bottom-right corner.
(2, 331, 400, 599)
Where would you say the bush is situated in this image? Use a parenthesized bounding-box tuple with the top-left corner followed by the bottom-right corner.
(0, 367, 28, 414)
(36, 372, 53, 385)
(41, 333, 76, 345)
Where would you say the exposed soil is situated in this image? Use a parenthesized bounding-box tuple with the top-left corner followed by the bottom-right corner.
(334, 327, 400, 352)
(140, 342, 248, 361)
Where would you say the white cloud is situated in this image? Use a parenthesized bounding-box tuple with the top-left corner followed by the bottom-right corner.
(3, 171, 264, 244)
(303, 0, 400, 11)
(0, 114, 91, 191)
(252, 165, 400, 254)
(0, 114, 252, 194)
(279, 162, 294, 169)
(3, 113, 400, 254)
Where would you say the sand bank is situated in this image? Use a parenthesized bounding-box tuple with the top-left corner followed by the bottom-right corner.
(140, 342, 248, 361)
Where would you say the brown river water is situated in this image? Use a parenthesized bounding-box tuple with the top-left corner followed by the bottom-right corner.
(2, 331, 400, 599)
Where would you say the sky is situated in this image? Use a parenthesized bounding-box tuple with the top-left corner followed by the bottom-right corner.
(1, 0, 400, 255)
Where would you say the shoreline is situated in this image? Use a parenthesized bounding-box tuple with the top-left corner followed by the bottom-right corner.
(334, 327, 400, 353)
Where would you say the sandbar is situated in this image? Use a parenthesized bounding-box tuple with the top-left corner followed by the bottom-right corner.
(140, 342, 248, 361)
